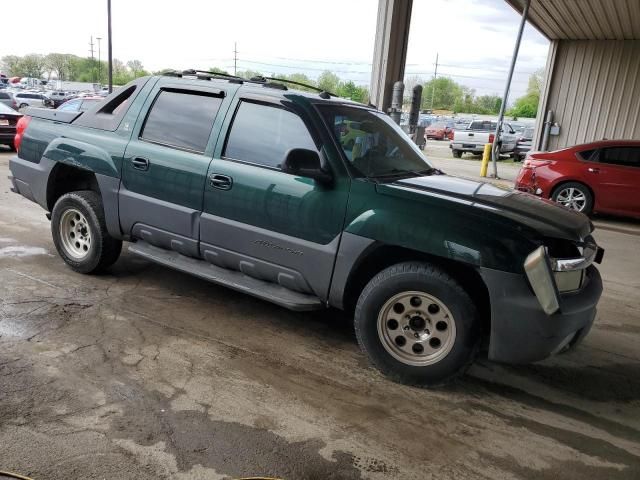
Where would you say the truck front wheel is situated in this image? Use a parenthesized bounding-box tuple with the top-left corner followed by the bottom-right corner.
(452, 150, 462, 158)
(51, 190, 122, 274)
(354, 262, 480, 387)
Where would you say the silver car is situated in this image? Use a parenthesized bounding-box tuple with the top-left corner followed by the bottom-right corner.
(13, 92, 53, 109)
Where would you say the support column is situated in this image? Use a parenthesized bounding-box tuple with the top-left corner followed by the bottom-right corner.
(370, 0, 413, 112)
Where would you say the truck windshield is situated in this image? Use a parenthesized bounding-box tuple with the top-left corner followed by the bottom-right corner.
(319, 105, 434, 179)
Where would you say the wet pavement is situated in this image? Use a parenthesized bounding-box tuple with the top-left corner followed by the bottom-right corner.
(1, 149, 639, 479)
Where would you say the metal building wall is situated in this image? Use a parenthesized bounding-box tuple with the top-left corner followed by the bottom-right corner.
(540, 40, 640, 151)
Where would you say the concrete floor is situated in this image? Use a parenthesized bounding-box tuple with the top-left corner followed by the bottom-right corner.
(1, 148, 640, 480)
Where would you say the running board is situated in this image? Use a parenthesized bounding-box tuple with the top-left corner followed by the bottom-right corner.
(128, 241, 325, 311)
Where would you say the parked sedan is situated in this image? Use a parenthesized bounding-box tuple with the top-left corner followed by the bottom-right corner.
(0, 102, 23, 150)
(515, 140, 640, 218)
(425, 122, 453, 140)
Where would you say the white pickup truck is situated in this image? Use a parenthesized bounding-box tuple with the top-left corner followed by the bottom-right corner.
(450, 120, 517, 158)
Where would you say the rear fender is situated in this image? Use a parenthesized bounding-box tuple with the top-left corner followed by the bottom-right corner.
(42, 137, 119, 177)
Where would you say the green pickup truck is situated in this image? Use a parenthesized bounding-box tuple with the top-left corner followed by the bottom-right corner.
(9, 72, 603, 386)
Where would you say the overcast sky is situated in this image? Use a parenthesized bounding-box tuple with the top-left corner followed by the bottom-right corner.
(0, 0, 548, 99)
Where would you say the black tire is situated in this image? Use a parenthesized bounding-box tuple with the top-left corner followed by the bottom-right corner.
(551, 181, 594, 215)
(354, 262, 481, 387)
(19, 103, 28, 110)
(452, 150, 462, 158)
(51, 190, 122, 274)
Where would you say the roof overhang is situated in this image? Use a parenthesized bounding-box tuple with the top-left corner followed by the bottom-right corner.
(505, 0, 640, 40)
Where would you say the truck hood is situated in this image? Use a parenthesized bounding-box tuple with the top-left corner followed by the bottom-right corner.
(385, 175, 593, 241)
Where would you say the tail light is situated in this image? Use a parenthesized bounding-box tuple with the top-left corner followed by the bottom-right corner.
(488, 133, 495, 143)
(523, 158, 552, 169)
(14, 115, 31, 152)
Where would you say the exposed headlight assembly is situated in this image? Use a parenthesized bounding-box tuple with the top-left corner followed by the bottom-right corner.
(524, 246, 560, 315)
(524, 241, 603, 315)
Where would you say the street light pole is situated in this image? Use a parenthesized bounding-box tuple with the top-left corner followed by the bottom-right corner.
(96, 37, 102, 86)
(107, 0, 113, 93)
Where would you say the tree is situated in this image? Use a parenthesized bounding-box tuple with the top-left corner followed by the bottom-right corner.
(45, 53, 72, 81)
(337, 81, 369, 103)
(19, 54, 47, 78)
(208, 67, 229, 75)
(317, 70, 340, 94)
(127, 60, 144, 77)
(1, 55, 22, 76)
(422, 77, 463, 110)
(508, 69, 544, 118)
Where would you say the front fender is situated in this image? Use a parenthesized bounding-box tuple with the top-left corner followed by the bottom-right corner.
(43, 137, 119, 178)
(344, 207, 535, 273)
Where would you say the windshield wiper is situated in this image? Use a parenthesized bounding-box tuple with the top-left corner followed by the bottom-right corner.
(368, 167, 441, 180)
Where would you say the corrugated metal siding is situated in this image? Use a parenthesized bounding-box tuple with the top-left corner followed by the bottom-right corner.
(506, 0, 640, 40)
(542, 40, 640, 150)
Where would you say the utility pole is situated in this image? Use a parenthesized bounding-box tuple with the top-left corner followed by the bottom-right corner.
(107, 0, 113, 93)
(430, 52, 438, 110)
(89, 36, 96, 83)
(96, 37, 102, 85)
(233, 42, 238, 76)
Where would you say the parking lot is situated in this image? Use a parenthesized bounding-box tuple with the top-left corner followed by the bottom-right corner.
(1, 147, 640, 479)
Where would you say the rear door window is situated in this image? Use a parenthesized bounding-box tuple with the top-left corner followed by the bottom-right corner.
(141, 89, 222, 153)
(600, 147, 640, 168)
(223, 101, 316, 169)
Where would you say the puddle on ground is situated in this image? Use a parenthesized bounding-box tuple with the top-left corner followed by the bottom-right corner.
(0, 246, 49, 258)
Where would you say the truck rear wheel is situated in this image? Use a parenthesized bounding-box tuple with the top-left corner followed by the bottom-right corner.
(354, 262, 480, 387)
(452, 150, 462, 158)
(51, 190, 122, 274)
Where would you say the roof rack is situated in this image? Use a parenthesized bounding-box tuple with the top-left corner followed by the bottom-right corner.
(263, 76, 335, 98)
(161, 69, 336, 98)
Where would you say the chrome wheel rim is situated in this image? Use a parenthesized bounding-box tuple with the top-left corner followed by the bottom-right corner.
(377, 291, 456, 366)
(556, 187, 587, 211)
(59, 208, 92, 260)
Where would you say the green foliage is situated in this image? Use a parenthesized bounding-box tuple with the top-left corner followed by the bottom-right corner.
(208, 67, 230, 75)
(508, 69, 544, 118)
(337, 80, 368, 103)
(422, 77, 463, 111)
(1, 53, 47, 78)
(421, 76, 502, 114)
(317, 70, 341, 94)
(1, 53, 149, 86)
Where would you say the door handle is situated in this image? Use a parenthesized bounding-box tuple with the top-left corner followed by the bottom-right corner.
(588, 167, 600, 174)
(131, 157, 150, 171)
(209, 173, 233, 190)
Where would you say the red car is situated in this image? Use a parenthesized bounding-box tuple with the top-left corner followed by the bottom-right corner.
(515, 140, 640, 218)
(425, 122, 453, 140)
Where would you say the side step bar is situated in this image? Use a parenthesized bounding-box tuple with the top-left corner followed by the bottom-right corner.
(128, 241, 325, 312)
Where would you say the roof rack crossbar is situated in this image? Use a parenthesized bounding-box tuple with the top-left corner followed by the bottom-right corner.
(263, 77, 336, 97)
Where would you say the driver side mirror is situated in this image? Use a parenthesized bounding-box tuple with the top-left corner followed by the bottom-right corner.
(280, 148, 333, 185)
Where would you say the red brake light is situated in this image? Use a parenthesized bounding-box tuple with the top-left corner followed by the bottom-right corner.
(488, 133, 495, 143)
(14, 115, 31, 152)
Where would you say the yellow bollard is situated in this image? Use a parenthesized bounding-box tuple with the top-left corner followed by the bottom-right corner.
(480, 143, 492, 177)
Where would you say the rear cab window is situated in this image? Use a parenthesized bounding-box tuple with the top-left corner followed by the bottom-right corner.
(140, 89, 222, 153)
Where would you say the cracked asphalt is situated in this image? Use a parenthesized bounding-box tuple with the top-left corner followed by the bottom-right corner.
(1, 149, 640, 479)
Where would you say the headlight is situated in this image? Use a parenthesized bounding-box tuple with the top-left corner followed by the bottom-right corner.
(524, 246, 560, 315)
(524, 240, 602, 315)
